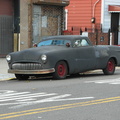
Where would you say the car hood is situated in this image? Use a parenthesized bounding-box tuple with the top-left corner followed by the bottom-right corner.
(10, 46, 69, 62)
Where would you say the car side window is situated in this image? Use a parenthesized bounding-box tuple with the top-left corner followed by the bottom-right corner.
(74, 39, 89, 47)
(80, 39, 89, 46)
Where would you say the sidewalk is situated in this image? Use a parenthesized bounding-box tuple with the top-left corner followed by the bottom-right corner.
(0, 58, 15, 81)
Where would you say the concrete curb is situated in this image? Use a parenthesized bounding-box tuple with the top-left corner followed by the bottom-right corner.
(0, 74, 15, 81)
(0, 58, 15, 81)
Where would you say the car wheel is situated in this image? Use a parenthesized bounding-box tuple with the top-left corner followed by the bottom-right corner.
(103, 58, 115, 75)
(15, 74, 29, 80)
(53, 61, 68, 79)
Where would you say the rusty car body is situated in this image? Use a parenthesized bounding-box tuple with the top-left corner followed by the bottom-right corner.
(6, 35, 120, 80)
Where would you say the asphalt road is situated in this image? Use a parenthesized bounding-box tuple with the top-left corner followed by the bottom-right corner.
(0, 70, 120, 120)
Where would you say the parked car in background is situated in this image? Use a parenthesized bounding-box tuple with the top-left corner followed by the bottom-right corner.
(6, 35, 120, 80)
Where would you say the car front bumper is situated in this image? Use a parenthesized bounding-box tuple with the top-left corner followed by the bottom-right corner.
(8, 68, 55, 74)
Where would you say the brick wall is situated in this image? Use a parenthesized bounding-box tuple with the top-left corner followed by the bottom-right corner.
(63, 30, 115, 45)
(88, 32, 114, 45)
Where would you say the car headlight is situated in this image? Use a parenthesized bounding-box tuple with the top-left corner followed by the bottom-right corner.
(41, 54, 47, 63)
(6, 55, 11, 62)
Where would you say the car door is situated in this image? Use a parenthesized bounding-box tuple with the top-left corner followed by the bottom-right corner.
(73, 38, 96, 72)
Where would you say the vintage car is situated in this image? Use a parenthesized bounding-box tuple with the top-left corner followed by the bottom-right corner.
(6, 35, 120, 80)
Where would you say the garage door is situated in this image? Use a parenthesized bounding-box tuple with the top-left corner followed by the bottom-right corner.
(0, 0, 13, 58)
(0, 16, 13, 57)
(32, 4, 63, 44)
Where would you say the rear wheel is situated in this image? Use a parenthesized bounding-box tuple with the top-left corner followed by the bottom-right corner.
(53, 61, 68, 79)
(103, 58, 115, 75)
(15, 74, 29, 80)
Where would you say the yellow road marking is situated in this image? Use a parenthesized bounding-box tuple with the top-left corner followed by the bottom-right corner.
(0, 78, 15, 81)
(0, 96, 120, 119)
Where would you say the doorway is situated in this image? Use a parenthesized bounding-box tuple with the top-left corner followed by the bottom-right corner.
(111, 13, 119, 45)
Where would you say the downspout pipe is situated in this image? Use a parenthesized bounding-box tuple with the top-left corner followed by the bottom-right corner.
(93, 0, 101, 17)
(92, 0, 101, 32)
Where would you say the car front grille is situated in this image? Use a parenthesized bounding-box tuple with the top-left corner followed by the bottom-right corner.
(12, 63, 42, 70)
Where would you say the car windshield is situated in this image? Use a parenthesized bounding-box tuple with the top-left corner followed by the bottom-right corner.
(38, 40, 71, 47)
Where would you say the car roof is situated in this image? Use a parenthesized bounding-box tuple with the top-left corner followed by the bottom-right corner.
(42, 35, 88, 41)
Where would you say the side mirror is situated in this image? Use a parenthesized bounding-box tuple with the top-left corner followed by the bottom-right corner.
(66, 43, 70, 47)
